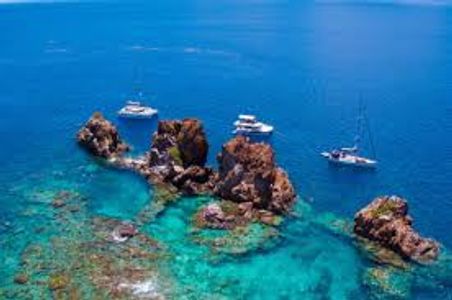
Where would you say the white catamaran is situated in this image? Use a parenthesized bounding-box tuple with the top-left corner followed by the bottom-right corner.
(321, 101, 377, 168)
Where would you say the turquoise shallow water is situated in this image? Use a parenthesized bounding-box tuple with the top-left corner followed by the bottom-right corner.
(2, 161, 451, 299)
(1, 0, 452, 299)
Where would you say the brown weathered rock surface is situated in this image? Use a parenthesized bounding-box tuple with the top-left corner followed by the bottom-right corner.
(177, 119, 209, 167)
(143, 119, 214, 195)
(148, 119, 208, 168)
(14, 273, 29, 285)
(171, 165, 216, 195)
(215, 136, 296, 214)
(194, 201, 254, 230)
(354, 195, 440, 263)
(195, 202, 230, 229)
(77, 115, 297, 220)
(77, 112, 129, 158)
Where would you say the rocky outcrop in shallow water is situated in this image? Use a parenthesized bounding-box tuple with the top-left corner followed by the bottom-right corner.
(354, 195, 440, 263)
(77, 114, 297, 219)
(142, 119, 215, 195)
(77, 112, 129, 158)
(194, 200, 283, 230)
(149, 119, 208, 168)
(110, 222, 138, 243)
(195, 202, 232, 229)
(215, 136, 296, 214)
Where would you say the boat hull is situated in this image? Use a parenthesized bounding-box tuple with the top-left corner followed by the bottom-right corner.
(233, 127, 273, 135)
(321, 152, 377, 168)
(117, 109, 158, 119)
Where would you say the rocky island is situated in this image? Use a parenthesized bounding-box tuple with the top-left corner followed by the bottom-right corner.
(77, 112, 130, 158)
(354, 195, 440, 263)
(77, 112, 297, 226)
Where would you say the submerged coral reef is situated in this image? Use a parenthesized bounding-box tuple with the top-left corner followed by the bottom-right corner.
(1, 161, 451, 299)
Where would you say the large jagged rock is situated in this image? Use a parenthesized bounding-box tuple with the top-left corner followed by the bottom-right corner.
(144, 119, 213, 195)
(77, 112, 129, 158)
(148, 119, 208, 167)
(215, 136, 296, 214)
(177, 119, 209, 167)
(354, 196, 440, 264)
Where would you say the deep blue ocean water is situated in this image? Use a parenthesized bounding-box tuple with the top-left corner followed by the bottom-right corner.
(0, 1, 451, 299)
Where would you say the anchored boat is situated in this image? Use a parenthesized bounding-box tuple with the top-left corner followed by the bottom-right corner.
(233, 114, 273, 135)
(118, 100, 158, 119)
(321, 148, 377, 168)
(321, 101, 377, 168)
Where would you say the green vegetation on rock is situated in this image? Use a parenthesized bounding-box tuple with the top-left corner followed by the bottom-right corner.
(371, 201, 398, 218)
(168, 146, 183, 165)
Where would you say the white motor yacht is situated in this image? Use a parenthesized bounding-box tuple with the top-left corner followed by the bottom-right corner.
(233, 114, 273, 135)
(118, 101, 158, 119)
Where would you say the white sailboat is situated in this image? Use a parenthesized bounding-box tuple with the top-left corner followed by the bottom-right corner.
(321, 101, 377, 168)
(320, 147, 377, 168)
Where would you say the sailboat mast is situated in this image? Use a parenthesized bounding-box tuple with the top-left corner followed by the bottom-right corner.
(364, 110, 377, 159)
(354, 98, 364, 150)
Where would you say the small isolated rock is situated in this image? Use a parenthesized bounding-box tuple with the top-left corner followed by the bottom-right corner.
(14, 273, 28, 285)
(77, 112, 129, 158)
(195, 203, 230, 229)
(204, 203, 225, 221)
(354, 195, 440, 263)
(51, 191, 76, 208)
(111, 222, 138, 243)
(51, 199, 65, 208)
(48, 273, 70, 290)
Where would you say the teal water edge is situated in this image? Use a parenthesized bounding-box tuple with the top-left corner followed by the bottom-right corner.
(1, 0, 452, 299)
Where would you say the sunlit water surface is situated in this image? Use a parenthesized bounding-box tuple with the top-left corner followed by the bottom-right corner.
(0, 1, 451, 299)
